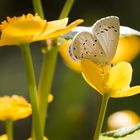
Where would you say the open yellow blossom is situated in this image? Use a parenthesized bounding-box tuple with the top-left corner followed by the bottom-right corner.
(0, 134, 8, 140)
(81, 59, 140, 98)
(0, 14, 83, 46)
(0, 95, 32, 121)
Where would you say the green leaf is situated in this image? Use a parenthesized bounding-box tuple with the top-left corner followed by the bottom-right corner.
(100, 122, 140, 140)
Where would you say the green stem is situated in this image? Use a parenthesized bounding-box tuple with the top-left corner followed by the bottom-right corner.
(32, 0, 44, 19)
(6, 120, 13, 140)
(20, 44, 43, 140)
(37, 0, 75, 133)
(38, 46, 58, 131)
(93, 94, 110, 140)
(59, 0, 75, 19)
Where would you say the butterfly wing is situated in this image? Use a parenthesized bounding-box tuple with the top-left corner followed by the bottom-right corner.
(92, 16, 120, 63)
(69, 31, 108, 65)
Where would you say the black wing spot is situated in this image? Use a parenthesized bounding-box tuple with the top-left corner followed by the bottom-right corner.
(85, 40, 88, 42)
(112, 26, 114, 28)
(101, 52, 103, 54)
(108, 26, 111, 29)
(83, 42, 86, 45)
(94, 55, 97, 57)
(104, 28, 108, 31)
(93, 44, 95, 46)
(95, 40, 97, 42)
(73, 47, 76, 50)
(84, 47, 86, 50)
(101, 31, 104, 33)
(114, 30, 117, 32)
(81, 53, 84, 58)
(86, 51, 88, 54)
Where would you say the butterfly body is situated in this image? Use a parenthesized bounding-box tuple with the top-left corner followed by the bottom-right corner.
(69, 16, 120, 65)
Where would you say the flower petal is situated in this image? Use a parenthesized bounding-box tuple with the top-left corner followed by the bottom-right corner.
(106, 62, 132, 94)
(0, 14, 47, 46)
(113, 36, 140, 63)
(59, 39, 81, 72)
(0, 134, 8, 140)
(112, 86, 140, 98)
(38, 19, 84, 40)
(0, 95, 32, 121)
(81, 59, 104, 94)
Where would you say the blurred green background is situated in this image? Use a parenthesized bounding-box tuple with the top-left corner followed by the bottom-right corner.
(0, 0, 140, 140)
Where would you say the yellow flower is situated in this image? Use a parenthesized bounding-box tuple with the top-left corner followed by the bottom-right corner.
(59, 30, 140, 72)
(0, 95, 32, 121)
(81, 59, 140, 98)
(0, 14, 83, 46)
(107, 110, 140, 130)
(0, 134, 8, 140)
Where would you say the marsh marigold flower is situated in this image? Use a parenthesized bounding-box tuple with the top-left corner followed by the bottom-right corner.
(81, 60, 140, 98)
(0, 14, 83, 46)
(0, 95, 32, 121)
(107, 110, 140, 130)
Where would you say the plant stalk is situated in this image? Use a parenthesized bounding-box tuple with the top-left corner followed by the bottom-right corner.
(93, 94, 110, 140)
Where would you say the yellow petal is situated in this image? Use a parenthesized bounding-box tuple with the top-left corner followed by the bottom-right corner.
(112, 86, 140, 98)
(113, 36, 140, 63)
(0, 134, 8, 140)
(0, 14, 47, 46)
(59, 39, 81, 72)
(0, 95, 32, 121)
(106, 62, 132, 95)
(38, 19, 84, 40)
(36, 18, 68, 40)
(81, 59, 104, 94)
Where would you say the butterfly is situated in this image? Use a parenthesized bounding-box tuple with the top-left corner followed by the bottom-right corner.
(69, 16, 120, 65)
